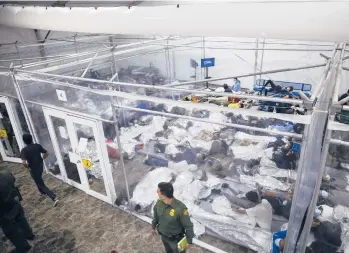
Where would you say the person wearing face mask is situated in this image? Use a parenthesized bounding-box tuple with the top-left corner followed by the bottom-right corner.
(151, 182, 194, 253)
(232, 78, 241, 92)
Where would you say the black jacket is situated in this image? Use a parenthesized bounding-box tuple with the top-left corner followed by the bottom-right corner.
(0, 171, 18, 217)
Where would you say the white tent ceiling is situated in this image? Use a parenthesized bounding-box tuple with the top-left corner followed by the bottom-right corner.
(0, 2, 349, 42)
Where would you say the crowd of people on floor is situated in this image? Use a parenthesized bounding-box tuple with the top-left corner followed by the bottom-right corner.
(2, 77, 349, 253)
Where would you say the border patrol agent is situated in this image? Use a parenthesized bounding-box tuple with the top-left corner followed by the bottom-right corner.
(152, 182, 194, 253)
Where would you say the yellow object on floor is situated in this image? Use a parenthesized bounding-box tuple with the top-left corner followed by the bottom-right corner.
(228, 103, 240, 108)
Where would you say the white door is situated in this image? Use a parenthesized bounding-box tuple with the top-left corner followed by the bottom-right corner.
(43, 107, 116, 204)
(0, 97, 26, 163)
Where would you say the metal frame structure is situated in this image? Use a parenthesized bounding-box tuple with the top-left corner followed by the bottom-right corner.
(0, 96, 25, 163)
(0, 36, 348, 253)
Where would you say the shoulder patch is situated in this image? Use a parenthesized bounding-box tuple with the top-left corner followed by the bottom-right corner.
(183, 209, 189, 216)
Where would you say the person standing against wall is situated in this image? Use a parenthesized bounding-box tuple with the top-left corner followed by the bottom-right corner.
(232, 78, 241, 92)
(0, 170, 35, 253)
(20, 134, 59, 207)
(151, 182, 195, 253)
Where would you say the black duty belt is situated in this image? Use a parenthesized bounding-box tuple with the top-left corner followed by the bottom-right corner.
(159, 232, 184, 241)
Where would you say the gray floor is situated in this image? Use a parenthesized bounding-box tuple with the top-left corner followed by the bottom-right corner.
(0, 161, 252, 253)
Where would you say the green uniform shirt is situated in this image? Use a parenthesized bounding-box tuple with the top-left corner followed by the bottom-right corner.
(152, 198, 195, 244)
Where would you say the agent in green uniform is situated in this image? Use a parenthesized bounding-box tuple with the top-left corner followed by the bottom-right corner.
(151, 182, 195, 253)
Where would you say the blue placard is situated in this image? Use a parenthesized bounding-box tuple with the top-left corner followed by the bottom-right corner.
(201, 58, 215, 68)
(292, 143, 301, 153)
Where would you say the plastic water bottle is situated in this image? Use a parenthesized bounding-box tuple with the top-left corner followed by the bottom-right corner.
(273, 107, 277, 113)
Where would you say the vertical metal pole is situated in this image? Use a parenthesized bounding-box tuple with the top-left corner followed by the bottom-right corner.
(0, 119, 15, 156)
(259, 39, 265, 82)
(10, 72, 46, 171)
(10, 73, 37, 142)
(165, 38, 175, 99)
(172, 48, 177, 80)
(203, 37, 208, 88)
(80, 52, 99, 78)
(201, 37, 205, 80)
(295, 47, 345, 253)
(297, 125, 332, 253)
(109, 36, 118, 75)
(15, 42, 23, 66)
(165, 38, 170, 82)
(110, 98, 131, 203)
(253, 39, 259, 85)
(283, 43, 341, 253)
(167, 38, 172, 83)
(73, 35, 80, 74)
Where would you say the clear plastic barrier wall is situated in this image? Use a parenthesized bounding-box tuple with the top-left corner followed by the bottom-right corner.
(13, 73, 309, 252)
(301, 127, 349, 253)
(114, 96, 305, 252)
(0, 72, 17, 97)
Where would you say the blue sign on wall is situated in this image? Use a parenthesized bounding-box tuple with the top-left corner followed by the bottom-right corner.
(201, 58, 215, 68)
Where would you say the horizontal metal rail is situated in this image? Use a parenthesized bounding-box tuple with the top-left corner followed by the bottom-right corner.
(15, 74, 311, 124)
(164, 63, 326, 87)
(329, 138, 349, 147)
(15, 69, 306, 105)
(24, 100, 115, 123)
(151, 42, 334, 51)
(115, 104, 303, 139)
(17, 37, 169, 69)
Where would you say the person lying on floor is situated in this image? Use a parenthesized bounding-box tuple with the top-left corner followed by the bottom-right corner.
(317, 190, 335, 207)
(223, 83, 232, 93)
(262, 80, 294, 97)
(272, 138, 298, 170)
(307, 208, 342, 253)
(224, 189, 292, 218)
(232, 191, 273, 231)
